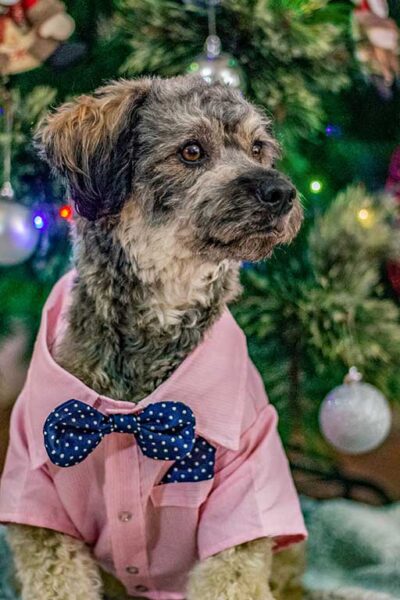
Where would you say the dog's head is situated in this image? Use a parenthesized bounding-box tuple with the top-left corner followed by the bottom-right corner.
(36, 76, 302, 267)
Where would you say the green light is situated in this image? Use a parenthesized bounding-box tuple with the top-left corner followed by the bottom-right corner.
(187, 62, 200, 73)
(310, 180, 322, 193)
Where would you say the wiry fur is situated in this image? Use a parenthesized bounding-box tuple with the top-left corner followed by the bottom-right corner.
(55, 214, 241, 401)
(7, 76, 304, 600)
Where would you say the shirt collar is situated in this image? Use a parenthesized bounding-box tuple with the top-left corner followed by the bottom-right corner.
(28, 271, 248, 468)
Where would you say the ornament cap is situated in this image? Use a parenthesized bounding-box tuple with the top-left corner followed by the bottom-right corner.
(344, 366, 363, 384)
(0, 181, 14, 201)
(205, 34, 221, 58)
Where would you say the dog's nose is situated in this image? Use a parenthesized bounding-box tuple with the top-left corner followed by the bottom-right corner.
(258, 179, 296, 215)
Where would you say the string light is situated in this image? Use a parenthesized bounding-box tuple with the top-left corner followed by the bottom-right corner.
(310, 180, 322, 193)
(59, 205, 73, 220)
(357, 207, 375, 228)
(33, 213, 46, 230)
(325, 123, 342, 138)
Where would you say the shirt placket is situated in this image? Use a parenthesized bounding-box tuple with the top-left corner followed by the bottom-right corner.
(104, 433, 153, 597)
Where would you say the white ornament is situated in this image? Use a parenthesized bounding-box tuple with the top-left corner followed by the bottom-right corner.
(189, 53, 244, 89)
(319, 367, 392, 454)
(0, 184, 39, 266)
(188, 35, 245, 89)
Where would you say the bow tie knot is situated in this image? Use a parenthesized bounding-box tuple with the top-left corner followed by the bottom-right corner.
(104, 413, 140, 435)
(44, 399, 196, 468)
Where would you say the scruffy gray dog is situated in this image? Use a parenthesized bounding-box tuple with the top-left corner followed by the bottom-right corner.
(7, 76, 303, 600)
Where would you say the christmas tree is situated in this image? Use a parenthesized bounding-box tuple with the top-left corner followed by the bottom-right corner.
(0, 0, 128, 347)
(1, 0, 399, 461)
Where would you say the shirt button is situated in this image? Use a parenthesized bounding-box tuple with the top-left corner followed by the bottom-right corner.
(118, 511, 132, 522)
(125, 565, 139, 575)
(135, 585, 148, 593)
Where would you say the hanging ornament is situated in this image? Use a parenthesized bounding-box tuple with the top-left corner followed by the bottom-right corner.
(0, 84, 39, 266)
(186, 0, 245, 90)
(319, 367, 392, 454)
(0, 0, 84, 75)
(352, 0, 399, 98)
(0, 191, 39, 265)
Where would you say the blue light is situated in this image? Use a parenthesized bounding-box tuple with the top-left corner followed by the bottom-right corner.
(325, 123, 342, 138)
(33, 214, 45, 230)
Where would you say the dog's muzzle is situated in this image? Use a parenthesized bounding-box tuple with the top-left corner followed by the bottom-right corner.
(256, 177, 296, 216)
(234, 169, 297, 217)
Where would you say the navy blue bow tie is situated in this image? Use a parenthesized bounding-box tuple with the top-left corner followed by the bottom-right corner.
(44, 399, 196, 467)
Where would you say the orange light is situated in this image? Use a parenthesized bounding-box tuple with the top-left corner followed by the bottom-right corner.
(59, 205, 73, 220)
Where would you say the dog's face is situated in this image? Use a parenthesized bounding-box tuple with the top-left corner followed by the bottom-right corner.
(37, 76, 302, 267)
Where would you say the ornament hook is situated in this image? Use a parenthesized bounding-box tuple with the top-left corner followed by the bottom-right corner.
(0, 80, 15, 200)
(344, 366, 363, 384)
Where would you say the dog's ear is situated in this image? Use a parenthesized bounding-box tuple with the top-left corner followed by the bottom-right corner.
(35, 78, 152, 221)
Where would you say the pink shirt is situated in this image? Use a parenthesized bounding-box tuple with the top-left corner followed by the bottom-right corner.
(0, 271, 306, 599)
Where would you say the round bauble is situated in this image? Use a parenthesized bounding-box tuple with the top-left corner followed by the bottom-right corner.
(0, 198, 39, 266)
(188, 52, 244, 89)
(319, 370, 392, 454)
(188, 35, 245, 90)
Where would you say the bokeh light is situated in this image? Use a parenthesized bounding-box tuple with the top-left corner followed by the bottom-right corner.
(310, 180, 322, 193)
(59, 205, 73, 220)
(357, 207, 375, 228)
(33, 214, 46, 230)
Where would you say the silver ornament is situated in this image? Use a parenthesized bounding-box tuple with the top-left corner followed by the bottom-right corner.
(0, 183, 39, 266)
(187, 35, 245, 89)
(319, 367, 392, 454)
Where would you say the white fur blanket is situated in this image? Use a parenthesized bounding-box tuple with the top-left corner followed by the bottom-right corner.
(302, 497, 400, 599)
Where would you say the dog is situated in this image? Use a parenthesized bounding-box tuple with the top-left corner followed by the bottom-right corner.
(0, 76, 305, 600)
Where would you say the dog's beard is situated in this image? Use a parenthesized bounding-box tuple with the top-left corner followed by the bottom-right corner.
(197, 232, 282, 262)
(193, 203, 302, 262)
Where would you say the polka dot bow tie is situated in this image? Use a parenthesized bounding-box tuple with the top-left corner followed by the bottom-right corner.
(44, 399, 196, 467)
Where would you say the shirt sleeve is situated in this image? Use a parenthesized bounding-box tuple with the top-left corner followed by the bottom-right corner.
(0, 399, 81, 539)
(197, 405, 307, 560)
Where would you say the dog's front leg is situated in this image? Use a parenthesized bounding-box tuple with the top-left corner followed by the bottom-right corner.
(187, 537, 276, 600)
(7, 524, 103, 600)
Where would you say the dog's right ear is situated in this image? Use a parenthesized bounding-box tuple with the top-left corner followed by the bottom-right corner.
(35, 78, 152, 221)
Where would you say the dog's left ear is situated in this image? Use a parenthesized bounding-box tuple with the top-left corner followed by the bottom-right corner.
(35, 78, 152, 221)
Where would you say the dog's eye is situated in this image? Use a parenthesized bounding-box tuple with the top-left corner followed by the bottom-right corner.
(252, 141, 264, 159)
(180, 143, 204, 164)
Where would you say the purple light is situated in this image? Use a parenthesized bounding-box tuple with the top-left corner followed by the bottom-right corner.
(33, 213, 46, 230)
(325, 124, 342, 138)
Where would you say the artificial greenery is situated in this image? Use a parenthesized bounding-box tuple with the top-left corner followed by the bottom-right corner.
(0, 0, 353, 346)
(0, 0, 127, 346)
(233, 186, 400, 447)
(116, 0, 400, 448)
(1, 0, 400, 456)
(116, 0, 352, 176)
